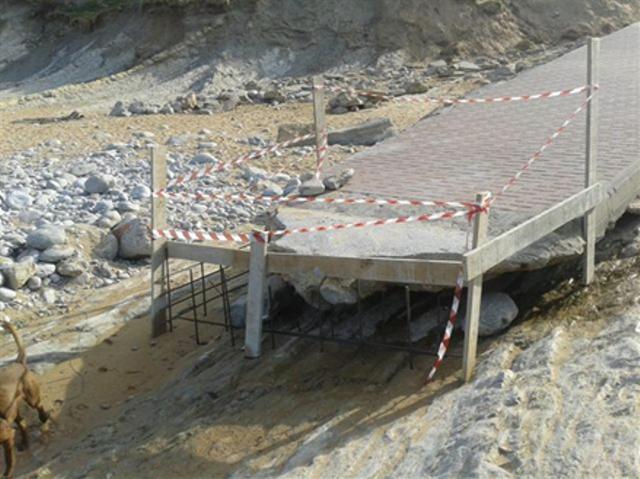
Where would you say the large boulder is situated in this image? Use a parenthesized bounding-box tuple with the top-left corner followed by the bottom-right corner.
(94, 234, 119, 261)
(26, 225, 68, 251)
(114, 219, 151, 259)
(462, 292, 519, 337)
(1, 259, 37, 290)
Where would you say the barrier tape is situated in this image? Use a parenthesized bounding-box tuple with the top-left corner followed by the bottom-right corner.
(153, 190, 483, 211)
(153, 228, 255, 244)
(490, 93, 595, 205)
(425, 92, 596, 383)
(322, 84, 596, 106)
(163, 132, 317, 191)
(153, 205, 484, 246)
(427, 269, 465, 382)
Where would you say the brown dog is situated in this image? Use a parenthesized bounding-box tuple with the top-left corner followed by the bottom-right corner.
(0, 319, 49, 479)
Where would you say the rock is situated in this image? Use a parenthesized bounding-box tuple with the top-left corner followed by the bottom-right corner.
(277, 124, 314, 143)
(328, 92, 365, 114)
(242, 166, 269, 182)
(39, 245, 75, 263)
(627, 198, 640, 215)
(36, 263, 56, 278)
(283, 178, 301, 196)
(404, 81, 430, 95)
(28, 276, 42, 291)
(320, 278, 359, 305)
(192, 153, 218, 165)
(131, 185, 151, 201)
(0, 273, 3, 288)
(95, 210, 122, 229)
(328, 118, 395, 146)
(94, 234, 119, 261)
(457, 60, 481, 72)
(299, 177, 325, 197)
(114, 219, 151, 259)
(323, 168, 355, 191)
(116, 201, 140, 213)
(620, 239, 640, 259)
(42, 288, 56, 305)
(263, 89, 287, 104)
(260, 181, 284, 197)
(84, 175, 114, 194)
(410, 307, 448, 342)
(6, 190, 32, 210)
(26, 226, 67, 250)
(0, 288, 17, 302)
(109, 101, 130, 117)
(57, 258, 85, 278)
(2, 259, 37, 290)
(229, 277, 289, 327)
(462, 292, 519, 337)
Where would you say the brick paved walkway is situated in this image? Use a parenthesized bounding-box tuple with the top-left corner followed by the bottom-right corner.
(340, 23, 640, 216)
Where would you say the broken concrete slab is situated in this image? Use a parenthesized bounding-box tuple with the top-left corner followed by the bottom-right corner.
(271, 203, 587, 304)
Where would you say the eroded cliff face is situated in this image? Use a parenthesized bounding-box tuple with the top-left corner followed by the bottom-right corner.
(1, 0, 639, 101)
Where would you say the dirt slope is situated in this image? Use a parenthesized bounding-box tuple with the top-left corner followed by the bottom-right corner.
(1, 0, 639, 107)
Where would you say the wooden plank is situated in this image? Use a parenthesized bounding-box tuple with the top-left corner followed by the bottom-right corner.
(268, 253, 463, 286)
(462, 192, 490, 383)
(464, 183, 605, 281)
(582, 38, 600, 285)
(244, 236, 268, 359)
(167, 241, 250, 269)
(312, 75, 327, 174)
(150, 147, 168, 337)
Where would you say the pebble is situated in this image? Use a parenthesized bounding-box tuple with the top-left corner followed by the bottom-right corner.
(0, 288, 16, 302)
(84, 175, 114, 194)
(27, 226, 68, 251)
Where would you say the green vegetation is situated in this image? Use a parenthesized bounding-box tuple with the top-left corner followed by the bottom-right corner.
(30, 0, 231, 28)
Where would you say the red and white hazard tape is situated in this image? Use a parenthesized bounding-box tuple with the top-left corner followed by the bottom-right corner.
(153, 189, 482, 211)
(427, 269, 464, 382)
(267, 207, 482, 238)
(490, 94, 595, 204)
(153, 228, 256, 244)
(163, 132, 317, 191)
(322, 84, 595, 106)
(153, 205, 484, 245)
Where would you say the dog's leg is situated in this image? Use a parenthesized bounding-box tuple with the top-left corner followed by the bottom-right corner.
(0, 420, 16, 479)
(14, 413, 28, 452)
(21, 374, 49, 425)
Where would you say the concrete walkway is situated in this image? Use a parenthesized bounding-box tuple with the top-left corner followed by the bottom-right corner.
(275, 24, 640, 264)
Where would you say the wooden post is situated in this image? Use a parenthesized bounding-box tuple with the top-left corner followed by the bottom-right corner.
(244, 233, 268, 358)
(582, 37, 600, 286)
(312, 75, 327, 176)
(462, 192, 490, 382)
(150, 146, 168, 337)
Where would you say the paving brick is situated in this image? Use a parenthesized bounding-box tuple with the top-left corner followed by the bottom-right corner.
(338, 24, 640, 218)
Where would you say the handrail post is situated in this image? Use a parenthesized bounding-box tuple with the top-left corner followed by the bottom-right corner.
(582, 37, 600, 285)
(462, 192, 491, 382)
(244, 232, 268, 358)
(150, 146, 168, 337)
(312, 75, 327, 177)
